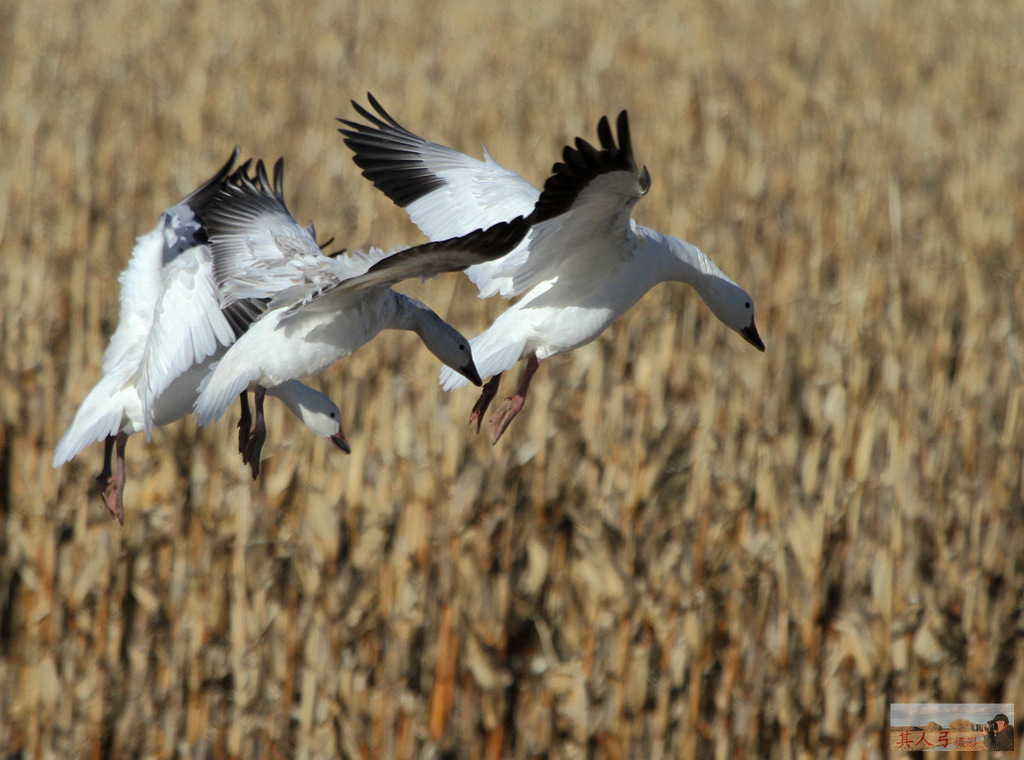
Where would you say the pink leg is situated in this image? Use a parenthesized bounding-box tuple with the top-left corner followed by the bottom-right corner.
(237, 391, 252, 460)
(489, 355, 540, 444)
(244, 386, 267, 479)
(469, 373, 502, 433)
(96, 432, 128, 525)
(95, 435, 114, 493)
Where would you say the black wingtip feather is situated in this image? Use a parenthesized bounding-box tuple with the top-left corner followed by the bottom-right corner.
(272, 158, 284, 201)
(360, 214, 532, 281)
(255, 160, 271, 196)
(346, 92, 399, 131)
(178, 146, 241, 215)
(215, 157, 294, 220)
(367, 92, 400, 127)
(615, 111, 631, 157)
(339, 96, 449, 208)
(597, 116, 615, 151)
(530, 110, 645, 225)
(348, 100, 378, 126)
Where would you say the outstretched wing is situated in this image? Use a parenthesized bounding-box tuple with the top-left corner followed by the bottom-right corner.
(100, 150, 239, 378)
(133, 149, 270, 436)
(305, 215, 531, 307)
(341, 99, 649, 300)
(203, 158, 339, 309)
(340, 95, 540, 298)
(205, 153, 530, 318)
(339, 94, 540, 240)
(135, 245, 238, 436)
(493, 110, 652, 297)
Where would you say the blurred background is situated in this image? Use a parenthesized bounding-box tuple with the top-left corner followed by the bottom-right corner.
(1, 0, 1022, 757)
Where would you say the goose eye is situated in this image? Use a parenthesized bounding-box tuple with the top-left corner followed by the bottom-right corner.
(459, 344, 467, 351)
(745, 302, 751, 309)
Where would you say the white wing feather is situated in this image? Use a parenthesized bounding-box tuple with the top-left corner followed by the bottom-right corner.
(208, 204, 328, 305)
(100, 228, 166, 375)
(340, 101, 539, 298)
(494, 171, 645, 298)
(403, 144, 539, 240)
(53, 224, 168, 465)
(343, 100, 649, 302)
(135, 245, 237, 437)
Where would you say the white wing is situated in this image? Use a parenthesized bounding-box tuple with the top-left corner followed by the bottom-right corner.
(132, 150, 266, 436)
(340, 95, 539, 297)
(496, 112, 651, 297)
(203, 166, 333, 308)
(193, 339, 265, 427)
(100, 227, 167, 377)
(344, 103, 650, 301)
(339, 95, 539, 238)
(206, 157, 530, 318)
(53, 374, 135, 467)
(203, 159, 402, 318)
(102, 148, 240, 375)
(134, 244, 239, 436)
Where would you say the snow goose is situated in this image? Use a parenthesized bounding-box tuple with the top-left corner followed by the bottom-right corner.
(53, 151, 348, 523)
(340, 96, 765, 442)
(193, 158, 529, 459)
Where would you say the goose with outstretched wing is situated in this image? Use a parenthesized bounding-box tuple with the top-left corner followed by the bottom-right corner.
(340, 97, 764, 442)
(53, 152, 347, 522)
(194, 158, 529, 462)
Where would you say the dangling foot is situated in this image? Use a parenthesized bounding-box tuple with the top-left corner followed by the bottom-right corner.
(237, 391, 252, 462)
(489, 395, 526, 444)
(469, 373, 502, 433)
(488, 355, 540, 445)
(95, 432, 128, 524)
(243, 386, 267, 479)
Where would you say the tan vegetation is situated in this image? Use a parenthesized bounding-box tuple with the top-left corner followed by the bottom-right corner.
(2, 0, 1023, 758)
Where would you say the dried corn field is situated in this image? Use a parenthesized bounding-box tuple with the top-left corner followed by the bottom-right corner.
(2, 0, 1023, 758)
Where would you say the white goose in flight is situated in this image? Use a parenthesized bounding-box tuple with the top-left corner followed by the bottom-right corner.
(53, 151, 347, 523)
(339, 96, 765, 442)
(193, 158, 529, 460)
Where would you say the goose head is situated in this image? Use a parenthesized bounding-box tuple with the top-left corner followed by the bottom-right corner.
(399, 296, 483, 386)
(660, 235, 765, 353)
(274, 381, 350, 453)
(422, 318, 482, 386)
(704, 276, 764, 352)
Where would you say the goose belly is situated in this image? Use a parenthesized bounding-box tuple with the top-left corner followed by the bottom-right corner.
(255, 301, 388, 386)
(520, 278, 648, 360)
(148, 362, 211, 427)
(526, 303, 619, 359)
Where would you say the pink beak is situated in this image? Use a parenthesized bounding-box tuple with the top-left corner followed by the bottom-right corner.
(740, 317, 765, 352)
(330, 426, 351, 454)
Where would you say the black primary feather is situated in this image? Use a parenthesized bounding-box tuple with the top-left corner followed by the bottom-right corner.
(178, 147, 241, 220)
(338, 94, 448, 207)
(316, 214, 532, 301)
(529, 111, 649, 225)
